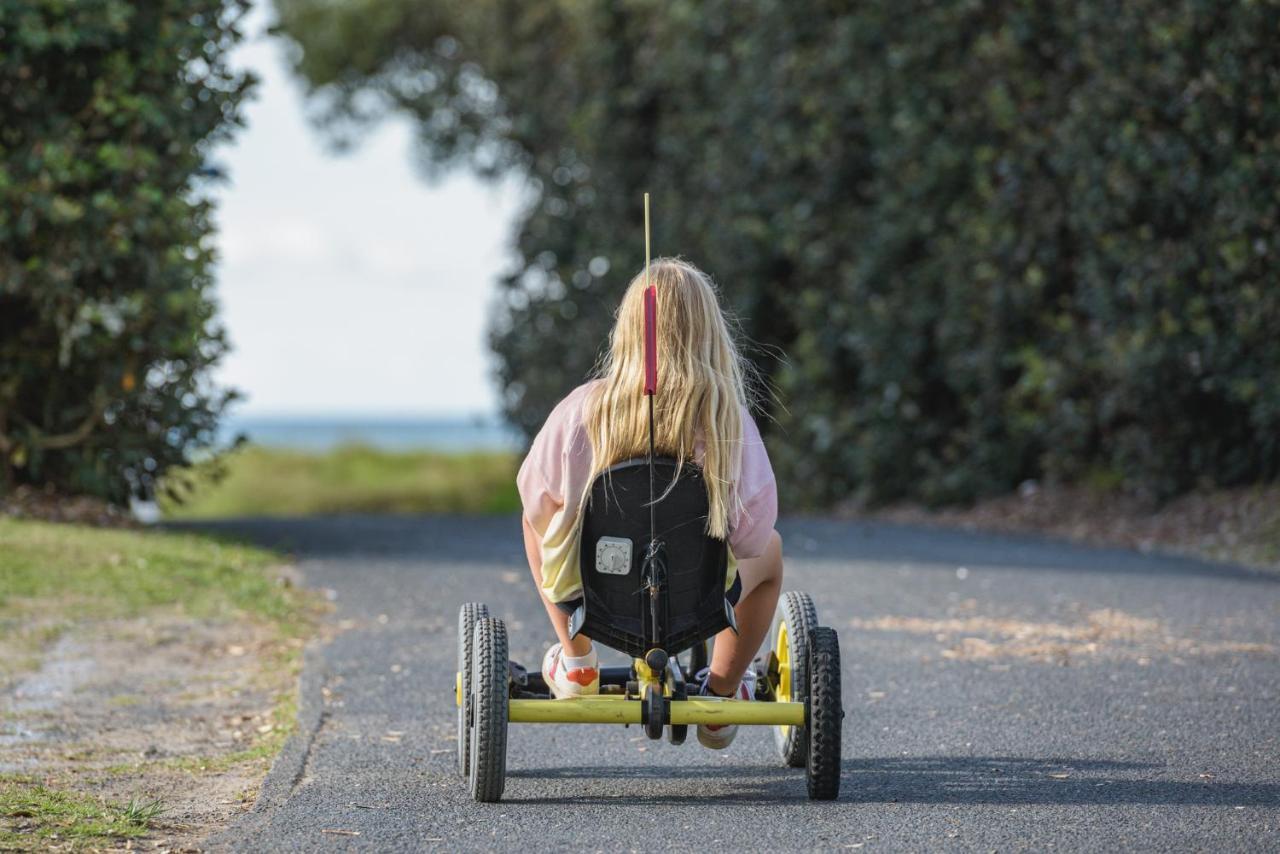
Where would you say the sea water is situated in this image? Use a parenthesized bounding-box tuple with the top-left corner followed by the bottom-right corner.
(218, 415, 522, 453)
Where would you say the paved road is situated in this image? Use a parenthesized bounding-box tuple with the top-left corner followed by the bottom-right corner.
(188, 515, 1280, 851)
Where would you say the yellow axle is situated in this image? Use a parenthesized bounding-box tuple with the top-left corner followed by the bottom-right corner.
(507, 695, 805, 727)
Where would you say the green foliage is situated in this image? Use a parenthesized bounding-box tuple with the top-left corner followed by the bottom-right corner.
(160, 444, 520, 518)
(0, 1, 254, 504)
(275, 0, 1280, 506)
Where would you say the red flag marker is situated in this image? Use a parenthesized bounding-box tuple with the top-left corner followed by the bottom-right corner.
(642, 192, 657, 396)
(643, 283, 658, 395)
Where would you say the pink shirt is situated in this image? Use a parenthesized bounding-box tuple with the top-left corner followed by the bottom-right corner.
(517, 381, 778, 563)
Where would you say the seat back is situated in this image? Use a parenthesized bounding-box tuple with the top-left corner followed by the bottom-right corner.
(573, 457, 731, 658)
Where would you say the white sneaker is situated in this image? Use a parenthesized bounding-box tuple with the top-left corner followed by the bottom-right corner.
(694, 667, 757, 749)
(541, 642, 600, 698)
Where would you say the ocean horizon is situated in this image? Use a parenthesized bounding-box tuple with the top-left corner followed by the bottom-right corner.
(219, 414, 522, 453)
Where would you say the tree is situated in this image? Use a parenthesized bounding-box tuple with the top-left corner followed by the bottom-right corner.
(275, 0, 1280, 506)
(0, 0, 254, 504)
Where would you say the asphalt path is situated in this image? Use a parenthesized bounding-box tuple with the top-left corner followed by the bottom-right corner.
(184, 515, 1280, 852)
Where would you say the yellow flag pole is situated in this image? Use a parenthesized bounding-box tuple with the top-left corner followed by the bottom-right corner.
(644, 192, 651, 287)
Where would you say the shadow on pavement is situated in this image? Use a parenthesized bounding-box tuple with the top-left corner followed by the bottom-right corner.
(169, 514, 1275, 585)
(506, 756, 1280, 806)
(780, 518, 1277, 585)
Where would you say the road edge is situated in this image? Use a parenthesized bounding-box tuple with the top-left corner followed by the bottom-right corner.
(204, 639, 330, 850)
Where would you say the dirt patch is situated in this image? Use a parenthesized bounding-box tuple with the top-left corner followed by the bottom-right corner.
(865, 483, 1280, 573)
(852, 603, 1277, 666)
(1, 614, 304, 851)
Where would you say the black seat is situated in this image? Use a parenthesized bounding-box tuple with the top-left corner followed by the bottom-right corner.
(569, 457, 734, 659)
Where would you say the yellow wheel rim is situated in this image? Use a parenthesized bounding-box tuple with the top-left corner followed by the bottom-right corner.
(775, 620, 791, 738)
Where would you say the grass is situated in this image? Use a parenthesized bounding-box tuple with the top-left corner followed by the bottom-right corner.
(0, 776, 163, 849)
(161, 444, 521, 519)
(0, 518, 313, 646)
(119, 796, 166, 826)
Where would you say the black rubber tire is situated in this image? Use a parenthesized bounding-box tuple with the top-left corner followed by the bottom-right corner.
(456, 602, 489, 777)
(667, 657, 689, 745)
(770, 591, 818, 767)
(468, 617, 509, 802)
(689, 639, 709, 676)
(642, 682, 665, 741)
(805, 626, 842, 801)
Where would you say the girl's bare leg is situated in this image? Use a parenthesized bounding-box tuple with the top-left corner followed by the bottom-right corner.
(706, 530, 784, 695)
(523, 515, 594, 657)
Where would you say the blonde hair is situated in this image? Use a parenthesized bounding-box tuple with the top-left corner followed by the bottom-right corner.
(582, 258, 749, 539)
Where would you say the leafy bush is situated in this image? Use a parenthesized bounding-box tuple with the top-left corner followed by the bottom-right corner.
(0, 1, 253, 504)
(277, 0, 1280, 506)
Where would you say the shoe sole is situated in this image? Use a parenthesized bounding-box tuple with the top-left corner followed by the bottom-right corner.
(696, 725, 738, 749)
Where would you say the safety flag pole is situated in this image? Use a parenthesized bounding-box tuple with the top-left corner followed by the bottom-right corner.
(642, 193, 661, 648)
(644, 193, 657, 528)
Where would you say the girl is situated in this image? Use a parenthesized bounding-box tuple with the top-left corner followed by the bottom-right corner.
(517, 258, 782, 750)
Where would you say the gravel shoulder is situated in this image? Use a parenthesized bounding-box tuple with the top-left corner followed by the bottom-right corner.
(865, 483, 1280, 574)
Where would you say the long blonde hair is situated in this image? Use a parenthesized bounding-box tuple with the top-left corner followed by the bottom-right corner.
(582, 258, 749, 540)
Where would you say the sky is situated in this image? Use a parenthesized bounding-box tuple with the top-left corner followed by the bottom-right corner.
(212, 4, 521, 417)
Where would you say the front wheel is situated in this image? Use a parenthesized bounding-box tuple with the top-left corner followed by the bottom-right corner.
(805, 626, 842, 801)
(468, 617, 509, 802)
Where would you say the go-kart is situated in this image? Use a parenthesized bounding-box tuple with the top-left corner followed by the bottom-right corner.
(457, 209, 842, 801)
(454, 457, 844, 802)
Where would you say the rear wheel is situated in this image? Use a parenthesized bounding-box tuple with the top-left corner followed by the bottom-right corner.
(456, 603, 489, 777)
(468, 617, 509, 802)
(805, 626, 843, 801)
(770, 591, 817, 767)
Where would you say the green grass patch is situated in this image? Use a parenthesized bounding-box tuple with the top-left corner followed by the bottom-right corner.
(0, 518, 311, 640)
(161, 444, 521, 519)
(0, 776, 161, 849)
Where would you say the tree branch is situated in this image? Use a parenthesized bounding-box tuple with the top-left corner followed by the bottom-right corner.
(4, 395, 108, 453)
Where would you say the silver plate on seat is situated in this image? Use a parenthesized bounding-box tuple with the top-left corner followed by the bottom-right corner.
(595, 536, 633, 575)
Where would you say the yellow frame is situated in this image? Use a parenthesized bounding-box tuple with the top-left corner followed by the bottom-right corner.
(458, 648, 805, 728)
(507, 696, 805, 726)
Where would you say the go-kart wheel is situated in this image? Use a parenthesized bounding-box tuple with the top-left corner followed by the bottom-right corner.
(468, 617, 509, 802)
(805, 626, 842, 801)
(642, 682, 666, 741)
(456, 602, 489, 777)
(667, 666, 688, 746)
(690, 638, 709, 676)
(770, 591, 817, 767)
